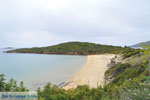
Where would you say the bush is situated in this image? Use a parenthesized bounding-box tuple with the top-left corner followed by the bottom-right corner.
(120, 83, 150, 100)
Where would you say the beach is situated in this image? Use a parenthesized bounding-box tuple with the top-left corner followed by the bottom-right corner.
(63, 54, 117, 90)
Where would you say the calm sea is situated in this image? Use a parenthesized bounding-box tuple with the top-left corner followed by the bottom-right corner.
(0, 49, 86, 90)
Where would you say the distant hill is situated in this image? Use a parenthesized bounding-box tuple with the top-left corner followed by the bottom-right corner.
(7, 42, 138, 55)
(131, 40, 150, 47)
(3, 47, 14, 49)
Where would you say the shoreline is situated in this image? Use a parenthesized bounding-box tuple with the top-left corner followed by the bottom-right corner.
(63, 54, 118, 90)
(5, 52, 87, 57)
(5, 52, 87, 56)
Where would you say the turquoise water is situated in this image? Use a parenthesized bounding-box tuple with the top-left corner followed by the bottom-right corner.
(0, 49, 86, 90)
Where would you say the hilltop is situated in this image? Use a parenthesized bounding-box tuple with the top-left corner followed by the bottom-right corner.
(7, 42, 138, 56)
(131, 40, 150, 47)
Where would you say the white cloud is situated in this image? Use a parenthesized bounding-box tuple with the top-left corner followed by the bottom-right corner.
(0, 0, 150, 47)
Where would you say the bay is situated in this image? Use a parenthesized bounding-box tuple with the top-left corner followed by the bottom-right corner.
(0, 49, 86, 90)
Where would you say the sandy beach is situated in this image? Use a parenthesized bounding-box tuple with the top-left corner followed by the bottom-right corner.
(63, 54, 117, 90)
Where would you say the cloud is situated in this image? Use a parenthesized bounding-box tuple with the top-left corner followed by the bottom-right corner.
(0, 0, 150, 47)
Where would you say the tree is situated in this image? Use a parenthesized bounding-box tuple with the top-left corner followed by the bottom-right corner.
(0, 74, 5, 91)
(41, 83, 52, 100)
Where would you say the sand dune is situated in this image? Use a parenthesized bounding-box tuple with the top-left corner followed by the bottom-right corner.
(63, 54, 117, 90)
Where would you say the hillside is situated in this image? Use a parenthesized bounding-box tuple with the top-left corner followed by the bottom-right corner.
(35, 48, 149, 100)
(7, 42, 137, 55)
(131, 40, 150, 47)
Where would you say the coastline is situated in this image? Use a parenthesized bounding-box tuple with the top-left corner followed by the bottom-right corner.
(63, 54, 118, 90)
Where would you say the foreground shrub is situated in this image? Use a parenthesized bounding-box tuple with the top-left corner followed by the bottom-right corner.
(120, 82, 150, 100)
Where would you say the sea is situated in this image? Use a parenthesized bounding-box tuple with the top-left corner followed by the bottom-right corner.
(0, 49, 86, 90)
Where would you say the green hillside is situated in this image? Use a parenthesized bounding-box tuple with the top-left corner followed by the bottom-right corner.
(7, 42, 138, 56)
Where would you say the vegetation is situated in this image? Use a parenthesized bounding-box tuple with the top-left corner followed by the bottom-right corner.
(120, 82, 150, 100)
(7, 42, 138, 56)
(0, 74, 29, 92)
(123, 50, 140, 59)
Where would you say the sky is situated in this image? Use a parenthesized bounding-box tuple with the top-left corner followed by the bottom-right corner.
(0, 0, 150, 48)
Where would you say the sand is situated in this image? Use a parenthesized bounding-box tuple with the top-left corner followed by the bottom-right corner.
(63, 54, 117, 90)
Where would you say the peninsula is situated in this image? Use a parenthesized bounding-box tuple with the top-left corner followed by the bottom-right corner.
(6, 42, 139, 57)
